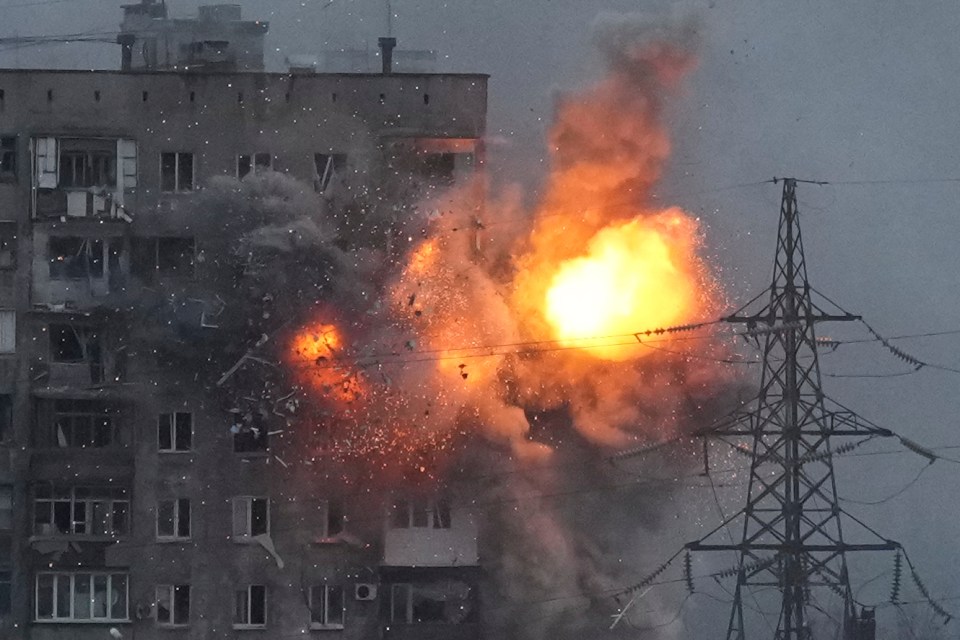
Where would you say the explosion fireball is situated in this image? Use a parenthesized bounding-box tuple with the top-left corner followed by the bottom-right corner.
(544, 210, 703, 360)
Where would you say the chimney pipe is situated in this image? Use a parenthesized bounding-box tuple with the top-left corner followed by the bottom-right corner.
(378, 37, 397, 74)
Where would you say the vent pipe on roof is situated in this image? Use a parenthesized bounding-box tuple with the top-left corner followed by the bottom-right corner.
(378, 37, 397, 74)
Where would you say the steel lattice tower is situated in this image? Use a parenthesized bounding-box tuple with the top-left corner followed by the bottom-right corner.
(687, 179, 895, 640)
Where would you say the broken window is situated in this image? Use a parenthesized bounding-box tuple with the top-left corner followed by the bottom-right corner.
(0, 311, 13, 354)
(33, 485, 129, 536)
(313, 152, 347, 193)
(156, 498, 191, 539)
(52, 399, 116, 448)
(234, 585, 266, 627)
(58, 139, 116, 189)
(390, 581, 472, 624)
(391, 498, 451, 529)
(160, 152, 194, 192)
(35, 572, 128, 621)
(158, 412, 192, 452)
(0, 137, 14, 181)
(232, 410, 267, 453)
(131, 237, 195, 280)
(237, 152, 271, 179)
(308, 585, 344, 628)
(232, 496, 269, 538)
(0, 222, 16, 269)
(49, 324, 103, 382)
(420, 153, 457, 185)
(48, 237, 105, 280)
(156, 584, 190, 626)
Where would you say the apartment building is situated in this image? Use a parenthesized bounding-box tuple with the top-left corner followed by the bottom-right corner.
(0, 6, 488, 637)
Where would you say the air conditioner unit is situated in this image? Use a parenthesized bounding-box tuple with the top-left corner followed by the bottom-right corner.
(354, 583, 377, 601)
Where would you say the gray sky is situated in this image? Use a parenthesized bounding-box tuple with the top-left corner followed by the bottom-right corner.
(4, 0, 960, 634)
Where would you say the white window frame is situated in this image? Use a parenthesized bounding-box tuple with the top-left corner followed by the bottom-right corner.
(35, 572, 129, 622)
(317, 499, 344, 540)
(156, 498, 191, 541)
(34, 485, 129, 537)
(233, 584, 267, 628)
(159, 151, 194, 193)
(155, 584, 190, 626)
(158, 412, 192, 452)
(0, 311, 14, 354)
(391, 498, 451, 529)
(231, 496, 269, 539)
(308, 584, 344, 629)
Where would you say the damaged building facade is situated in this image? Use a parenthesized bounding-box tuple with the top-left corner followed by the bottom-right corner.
(0, 4, 488, 637)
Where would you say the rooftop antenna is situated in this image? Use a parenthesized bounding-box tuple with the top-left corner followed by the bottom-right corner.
(386, 0, 393, 37)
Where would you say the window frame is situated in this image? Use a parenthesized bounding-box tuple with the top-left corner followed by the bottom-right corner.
(236, 152, 272, 179)
(34, 572, 129, 622)
(33, 485, 129, 537)
(155, 584, 190, 626)
(0, 311, 13, 355)
(313, 152, 347, 193)
(159, 151, 194, 193)
(52, 399, 117, 449)
(156, 498, 191, 541)
(231, 496, 269, 539)
(0, 136, 16, 182)
(308, 584, 344, 629)
(233, 584, 267, 628)
(158, 411, 193, 452)
(391, 498, 451, 529)
(0, 221, 15, 269)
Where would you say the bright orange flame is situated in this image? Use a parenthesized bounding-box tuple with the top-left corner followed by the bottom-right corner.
(289, 323, 365, 405)
(542, 212, 702, 360)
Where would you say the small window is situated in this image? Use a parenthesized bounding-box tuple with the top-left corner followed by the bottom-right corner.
(130, 237, 195, 280)
(234, 584, 266, 627)
(309, 585, 344, 629)
(52, 399, 116, 449)
(158, 412, 192, 452)
(49, 324, 101, 367)
(58, 139, 116, 189)
(391, 498, 451, 529)
(232, 412, 268, 453)
(323, 499, 343, 538)
(35, 572, 128, 621)
(237, 153, 271, 179)
(156, 584, 190, 626)
(0, 137, 15, 181)
(159, 152, 194, 192)
(156, 498, 191, 540)
(48, 237, 105, 280)
(0, 394, 11, 442)
(390, 581, 471, 623)
(33, 485, 129, 536)
(0, 222, 16, 268)
(0, 486, 11, 530)
(0, 570, 9, 616)
(232, 497, 269, 538)
(0, 311, 13, 354)
(313, 153, 348, 193)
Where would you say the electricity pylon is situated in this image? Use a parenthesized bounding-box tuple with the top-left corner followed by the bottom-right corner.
(687, 178, 896, 639)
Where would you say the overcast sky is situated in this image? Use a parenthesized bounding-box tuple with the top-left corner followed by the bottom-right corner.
(4, 0, 960, 635)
